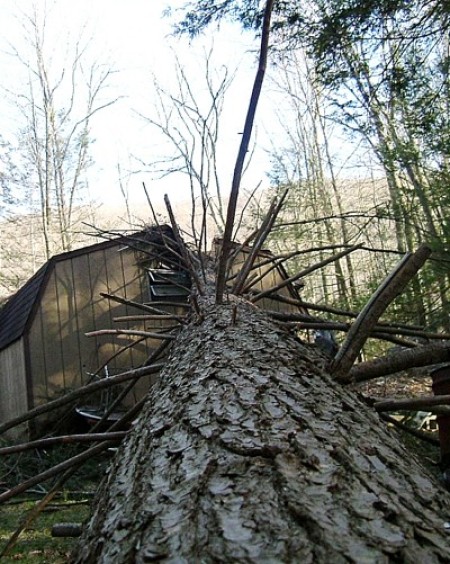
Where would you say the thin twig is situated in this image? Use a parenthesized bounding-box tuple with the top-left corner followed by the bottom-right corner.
(100, 292, 187, 323)
(233, 188, 288, 295)
(266, 293, 425, 331)
(227, 229, 259, 268)
(113, 314, 187, 322)
(0, 442, 114, 504)
(0, 432, 127, 456)
(143, 301, 191, 308)
(232, 181, 263, 241)
(269, 311, 450, 341)
(85, 329, 178, 340)
(241, 259, 294, 295)
(251, 244, 362, 303)
(164, 194, 204, 294)
(142, 182, 160, 224)
(88, 339, 172, 433)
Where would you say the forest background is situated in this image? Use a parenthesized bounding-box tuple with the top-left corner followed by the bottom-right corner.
(0, 0, 448, 350)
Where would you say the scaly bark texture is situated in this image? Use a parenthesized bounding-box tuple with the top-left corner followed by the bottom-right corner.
(73, 300, 450, 562)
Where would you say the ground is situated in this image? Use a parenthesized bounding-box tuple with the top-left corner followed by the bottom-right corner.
(0, 498, 89, 562)
(0, 445, 109, 561)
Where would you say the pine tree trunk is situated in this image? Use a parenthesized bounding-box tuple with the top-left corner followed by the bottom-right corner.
(72, 300, 450, 563)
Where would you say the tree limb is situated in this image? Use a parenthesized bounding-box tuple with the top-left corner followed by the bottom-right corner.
(215, 0, 275, 303)
(251, 244, 362, 303)
(375, 394, 450, 413)
(85, 329, 178, 340)
(349, 340, 450, 383)
(0, 363, 164, 435)
(330, 244, 432, 382)
(0, 432, 127, 456)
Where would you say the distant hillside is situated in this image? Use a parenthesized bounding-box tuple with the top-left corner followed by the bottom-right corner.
(0, 196, 234, 301)
(0, 178, 391, 303)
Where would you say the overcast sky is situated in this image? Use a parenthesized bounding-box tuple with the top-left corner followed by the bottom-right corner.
(0, 0, 275, 211)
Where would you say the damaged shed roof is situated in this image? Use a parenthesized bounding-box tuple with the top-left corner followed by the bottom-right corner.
(0, 234, 144, 352)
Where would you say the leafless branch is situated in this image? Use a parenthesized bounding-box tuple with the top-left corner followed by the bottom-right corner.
(0, 441, 114, 504)
(251, 244, 362, 303)
(375, 394, 450, 413)
(85, 329, 178, 340)
(0, 363, 164, 436)
(100, 292, 187, 324)
(0, 432, 127, 456)
(349, 340, 450, 383)
(379, 413, 439, 446)
(232, 188, 289, 295)
(330, 245, 432, 381)
(215, 0, 275, 303)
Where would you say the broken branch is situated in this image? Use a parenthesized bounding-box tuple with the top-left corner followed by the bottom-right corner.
(0, 362, 164, 435)
(330, 244, 432, 382)
(251, 244, 362, 303)
(113, 314, 187, 322)
(164, 194, 204, 295)
(232, 188, 288, 295)
(349, 340, 450, 383)
(0, 441, 114, 504)
(85, 329, 178, 340)
(215, 0, 275, 303)
(0, 432, 127, 456)
(100, 292, 187, 323)
(375, 394, 450, 413)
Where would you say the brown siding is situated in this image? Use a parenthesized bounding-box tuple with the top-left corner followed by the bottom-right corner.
(54, 258, 81, 391)
(26, 244, 157, 414)
(38, 268, 65, 403)
(100, 247, 163, 406)
(92, 245, 148, 375)
(70, 252, 97, 382)
(0, 338, 28, 438)
(27, 303, 48, 406)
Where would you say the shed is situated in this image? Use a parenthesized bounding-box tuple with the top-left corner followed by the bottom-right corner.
(0, 229, 306, 438)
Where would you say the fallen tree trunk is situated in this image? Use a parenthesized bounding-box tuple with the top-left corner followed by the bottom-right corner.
(72, 300, 450, 562)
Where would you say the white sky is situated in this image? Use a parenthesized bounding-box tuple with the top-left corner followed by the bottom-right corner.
(0, 0, 275, 211)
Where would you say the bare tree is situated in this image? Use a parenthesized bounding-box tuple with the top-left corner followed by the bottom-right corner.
(138, 47, 237, 251)
(263, 51, 374, 310)
(6, 5, 119, 258)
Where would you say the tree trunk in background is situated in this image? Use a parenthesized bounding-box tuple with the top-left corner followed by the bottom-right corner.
(72, 300, 450, 563)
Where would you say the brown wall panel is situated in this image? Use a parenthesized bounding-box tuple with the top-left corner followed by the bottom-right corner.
(39, 270, 65, 401)
(86, 248, 116, 381)
(0, 338, 28, 437)
(28, 304, 48, 406)
(103, 246, 134, 373)
(70, 252, 98, 385)
(24, 242, 309, 425)
(54, 259, 81, 392)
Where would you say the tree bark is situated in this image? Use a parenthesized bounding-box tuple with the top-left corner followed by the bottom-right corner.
(72, 301, 450, 563)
